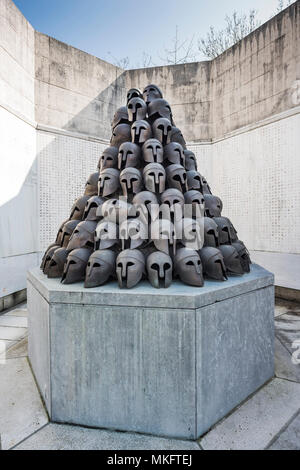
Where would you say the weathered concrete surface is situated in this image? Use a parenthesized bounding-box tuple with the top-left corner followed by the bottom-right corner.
(27, 280, 51, 414)
(0, 0, 35, 120)
(0, 326, 27, 341)
(0, 288, 27, 312)
(125, 3, 300, 141)
(275, 310, 300, 355)
(0, 356, 48, 450)
(27, 263, 273, 309)
(13, 423, 200, 450)
(3, 337, 28, 360)
(274, 298, 300, 317)
(0, 0, 38, 299)
(0, 315, 27, 328)
(125, 62, 212, 141)
(34, 32, 126, 140)
(28, 264, 274, 439)
(200, 378, 300, 450)
(275, 338, 300, 383)
(196, 286, 274, 436)
(33, 3, 300, 143)
(268, 412, 300, 450)
(1, 0, 300, 299)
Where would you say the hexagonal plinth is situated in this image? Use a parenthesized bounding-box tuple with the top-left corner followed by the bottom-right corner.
(28, 264, 274, 439)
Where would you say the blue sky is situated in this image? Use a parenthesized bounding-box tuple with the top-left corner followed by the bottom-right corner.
(14, 0, 287, 67)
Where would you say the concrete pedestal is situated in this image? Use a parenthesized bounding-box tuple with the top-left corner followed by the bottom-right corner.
(27, 264, 274, 439)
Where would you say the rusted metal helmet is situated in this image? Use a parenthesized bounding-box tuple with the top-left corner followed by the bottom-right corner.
(203, 194, 223, 217)
(199, 246, 227, 281)
(186, 170, 202, 191)
(98, 168, 120, 197)
(200, 174, 212, 195)
(131, 120, 152, 145)
(118, 142, 141, 170)
(184, 150, 197, 171)
(84, 250, 117, 288)
(61, 248, 92, 284)
(70, 195, 90, 220)
(143, 163, 166, 194)
(119, 218, 148, 250)
(174, 248, 204, 287)
(132, 191, 159, 222)
(219, 244, 244, 275)
(95, 220, 119, 250)
(98, 147, 118, 171)
(98, 198, 132, 225)
(160, 188, 184, 221)
(152, 118, 172, 146)
(120, 167, 143, 196)
(148, 98, 173, 123)
(47, 247, 69, 279)
(143, 84, 163, 104)
(203, 217, 219, 247)
(42, 244, 60, 273)
(142, 139, 164, 164)
(232, 240, 251, 273)
(61, 220, 81, 248)
(84, 172, 99, 197)
(184, 190, 205, 219)
(151, 219, 176, 256)
(175, 217, 204, 251)
(161, 188, 185, 208)
(164, 142, 185, 166)
(166, 164, 187, 193)
(127, 88, 142, 104)
(111, 106, 129, 129)
(147, 251, 173, 288)
(110, 123, 131, 148)
(67, 220, 97, 251)
(55, 219, 69, 246)
(213, 217, 235, 245)
(116, 249, 146, 288)
(127, 97, 147, 122)
(170, 126, 186, 149)
(83, 196, 105, 222)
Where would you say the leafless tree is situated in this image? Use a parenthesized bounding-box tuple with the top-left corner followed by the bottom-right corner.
(135, 52, 155, 69)
(159, 25, 197, 65)
(107, 52, 130, 69)
(107, 51, 155, 70)
(198, 10, 261, 60)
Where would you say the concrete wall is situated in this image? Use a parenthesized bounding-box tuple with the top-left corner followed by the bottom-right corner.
(209, 3, 300, 140)
(34, 33, 127, 254)
(0, 0, 299, 296)
(125, 2, 300, 142)
(125, 62, 212, 141)
(34, 32, 126, 140)
(190, 109, 300, 290)
(0, 0, 38, 298)
(37, 130, 106, 251)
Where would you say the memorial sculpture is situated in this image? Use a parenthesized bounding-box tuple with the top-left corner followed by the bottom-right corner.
(41, 84, 251, 289)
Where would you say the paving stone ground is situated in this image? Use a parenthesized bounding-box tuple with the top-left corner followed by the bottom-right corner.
(0, 298, 299, 450)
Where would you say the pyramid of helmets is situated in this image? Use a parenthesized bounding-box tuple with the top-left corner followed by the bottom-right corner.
(41, 84, 251, 289)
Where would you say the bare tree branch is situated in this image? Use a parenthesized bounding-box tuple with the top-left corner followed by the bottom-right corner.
(198, 10, 261, 60)
(159, 25, 197, 65)
(107, 52, 130, 70)
(134, 52, 156, 69)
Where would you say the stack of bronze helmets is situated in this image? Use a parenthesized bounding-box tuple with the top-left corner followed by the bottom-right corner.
(41, 84, 251, 289)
